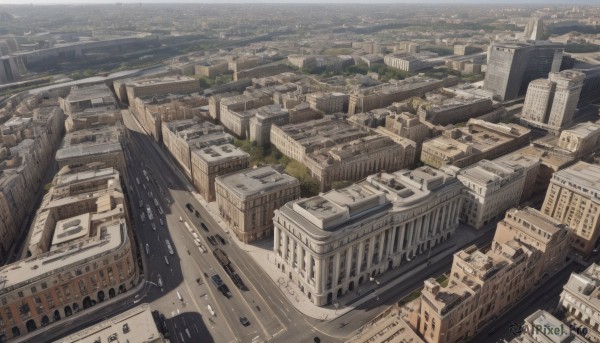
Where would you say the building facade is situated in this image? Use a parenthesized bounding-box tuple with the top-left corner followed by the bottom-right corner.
(541, 161, 600, 256)
(216, 166, 300, 243)
(559, 263, 600, 343)
(273, 166, 464, 306)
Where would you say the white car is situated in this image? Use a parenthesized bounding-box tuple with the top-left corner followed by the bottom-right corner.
(164, 256, 169, 265)
(179, 216, 183, 222)
(207, 305, 215, 316)
(157, 274, 163, 288)
(159, 218, 164, 226)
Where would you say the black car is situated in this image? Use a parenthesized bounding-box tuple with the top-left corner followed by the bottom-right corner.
(195, 210, 201, 218)
(207, 236, 218, 246)
(186, 203, 194, 212)
(239, 316, 250, 326)
(215, 234, 226, 245)
(200, 223, 209, 232)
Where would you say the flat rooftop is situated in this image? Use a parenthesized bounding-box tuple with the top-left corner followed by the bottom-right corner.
(553, 161, 600, 197)
(128, 75, 196, 87)
(217, 166, 299, 200)
(65, 84, 116, 104)
(53, 304, 162, 343)
(504, 207, 564, 242)
(193, 143, 249, 164)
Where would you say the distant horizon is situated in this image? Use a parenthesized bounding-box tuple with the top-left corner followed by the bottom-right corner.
(1, 0, 598, 4)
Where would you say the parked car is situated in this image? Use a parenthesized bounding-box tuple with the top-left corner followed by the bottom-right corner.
(239, 316, 250, 326)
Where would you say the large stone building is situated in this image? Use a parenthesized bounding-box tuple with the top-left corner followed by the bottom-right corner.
(382, 111, 430, 150)
(484, 41, 565, 101)
(421, 119, 531, 169)
(0, 164, 138, 341)
(58, 84, 121, 133)
(348, 76, 458, 115)
(556, 121, 600, 159)
(124, 76, 199, 104)
(273, 166, 464, 306)
(383, 53, 434, 72)
(53, 304, 164, 343)
(541, 161, 600, 256)
(219, 93, 273, 138)
(248, 104, 289, 146)
(509, 310, 587, 343)
(458, 159, 536, 229)
(417, 207, 570, 343)
(305, 134, 416, 191)
(559, 263, 600, 343)
(417, 98, 493, 127)
(524, 17, 547, 41)
(305, 92, 348, 114)
(520, 70, 586, 132)
(216, 166, 300, 243)
(191, 144, 250, 202)
(55, 125, 125, 174)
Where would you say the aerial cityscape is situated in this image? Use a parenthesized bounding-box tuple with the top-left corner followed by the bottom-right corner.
(0, 1, 599, 343)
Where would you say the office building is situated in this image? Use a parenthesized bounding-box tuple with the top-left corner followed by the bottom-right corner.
(124, 76, 199, 104)
(508, 310, 587, 343)
(541, 161, 600, 256)
(306, 92, 348, 114)
(484, 41, 564, 101)
(216, 166, 300, 243)
(273, 166, 463, 306)
(248, 105, 289, 146)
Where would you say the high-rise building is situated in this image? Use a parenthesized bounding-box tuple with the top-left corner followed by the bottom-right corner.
(541, 161, 600, 256)
(524, 17, 546, 41)
(484, 41, 564, 101)
(521, 70, 585, 132)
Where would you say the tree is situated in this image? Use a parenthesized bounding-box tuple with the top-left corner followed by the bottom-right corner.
(332, 180, 352, 190)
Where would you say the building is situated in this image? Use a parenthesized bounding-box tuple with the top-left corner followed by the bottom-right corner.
(348, 76, 458, 115)
(208, 92, 238, 122)
(453, 45, 480, 56)
(508, 310, 587, 343)
(273, 166, 463, 306)
(524, 17, 546, 41)
(58, 84, 117, 116)
(234, 64, 292, 81)
(484, 41, 565, 101)
(124, 76, 199, 104)
(305, 92, 348, 114)
(541, 161, 600, 256)
(417, 209, 569, 343)
(346, 305, 425, 343)
(55, 125, 125, 174)
(520, 70, 586, 132)
(191, 144, 250, 202)
(417, 98, 493, 127)
(493, 152, 541, 203)
(305, 134, 416, 191)
(556, 121, 600, 159)
(458, 159, 531, 229)
(53, 304, 164, 343)
(219, 93, 273, 138)
(161, 119, 229, 178)
(0, 164, 138, 341)
(558, 263, 600, 343)
(383, 53, 434, 72)
(248, 104, 289, 146)
(194, 62, 229, 78)
(383, 112, 430, 149)
(216, 166, 300, 243)
(421, 119, 531, 169)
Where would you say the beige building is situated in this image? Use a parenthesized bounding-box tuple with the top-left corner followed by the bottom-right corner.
(191, 144, 250, 202)
(541, 161, 600, 256)
(219, 93, 273, 138)
(509, 310, 588, 343)
(216, 166, 300, 243)
(305, 134, 416, 191)
(53, 304, 164, 343)
(458, 159, 535, 229)
(383, 111, 430, 150)
(421, 119, 531, 169)
(248, 104, 289, 146)
(417, 207, 569, 343)
(55, 125, 125, 174)
(559, 263, 600, 343)
(383, 53, 433, 72)
(195, 62, 229, 78)
(305, 92, 348, 114)
(273, 166, 464, 306)
(557, 121, 600, 159)
(493, 152, 541, 203)
(58, 84, 121, 133)
(346, 305, 425, 343)
(0, 164, 138, 342)
(124, 76, 199, 104)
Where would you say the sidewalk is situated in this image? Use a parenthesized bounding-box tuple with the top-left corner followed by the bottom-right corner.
(192, 191, 487, 320)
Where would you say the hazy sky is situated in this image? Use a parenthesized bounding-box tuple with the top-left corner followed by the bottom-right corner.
(0, 0, 588, 4)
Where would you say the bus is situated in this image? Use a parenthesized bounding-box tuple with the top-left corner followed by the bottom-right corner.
(165, 239, 174, 255)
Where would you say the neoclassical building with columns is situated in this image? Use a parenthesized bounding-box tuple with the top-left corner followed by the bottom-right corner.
(272, 166, 464, 306)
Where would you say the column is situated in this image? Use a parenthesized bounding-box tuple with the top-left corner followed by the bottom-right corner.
(407, 222, 415, 250)
(308, 254, 314, 283)
(387, 227, 396, 256)
(367, 238, 376, 270)
(345, 247, 353, 280)
(378, 233, 385, 264)
(281, 232, 288, 262)
(315, 258, 324, 292)
(298, 246, 305, 273)
(398, 224, 406, 253)
(357, 240, 365, 274)
(333, 253, 341, 287)
(274, 227, 280, 256)
(423, 212, 431, 238)
(432, 208, 440, 235)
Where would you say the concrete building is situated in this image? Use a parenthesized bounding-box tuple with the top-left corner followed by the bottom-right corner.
(346, 305, 425, 343)
(216, 166, 300, 243)
(541, 161, 600, 256)
(124, 76, 199, 104)
(458, 159, 530, 229)
(53, 304, 164, 343)
(557, 122, 600, 159)
(453, 45, 480, 56)
(348, 76, 458, 115)
(273, 166, 464, 306)
(55, 125, 125, 174)
(194, 62, 229, 78)
(306, 92, 348, 114)
(383, 53, 434, 72)
(421, 119, 531, 169)
(521, 70, 586, 132)
(191, 144, 250, 202)
(509, 310, 587, 343)
(417, 98, 493, 126)
(417, 208, 570, 343)
(161, 119, 229, 178)
(493, 152, 541, 203)
(0, 164, 138, 341)
(208, 92, 238, 122)
(0, 56, 19, 84)
(248, 104, 289, 146)
(234, 64, 292, 81)
(524, 17, 546, 41)
(58, 84, 117, 116)
(140, 97, 206, 142)
(484, 41, 565, 101)
(305, 134, 416, 191)
(383, 112, 430, 149)
(558, 263, 600, 343)
(219, 93, 273, 138)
